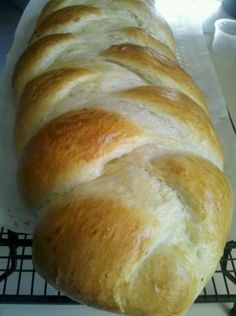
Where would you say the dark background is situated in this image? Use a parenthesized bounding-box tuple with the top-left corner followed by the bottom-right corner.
(0, 0, 28, 74)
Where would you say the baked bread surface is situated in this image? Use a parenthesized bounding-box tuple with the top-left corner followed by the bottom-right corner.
(13, 1, 232, 315)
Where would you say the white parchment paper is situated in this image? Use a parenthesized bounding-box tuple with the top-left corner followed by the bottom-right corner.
(0, 0, 235, 237)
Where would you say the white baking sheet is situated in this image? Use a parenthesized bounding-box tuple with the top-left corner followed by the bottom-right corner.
(0, 0, 235, 238)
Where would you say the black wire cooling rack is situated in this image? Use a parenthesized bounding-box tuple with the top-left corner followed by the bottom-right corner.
(0, 228, 235, 315)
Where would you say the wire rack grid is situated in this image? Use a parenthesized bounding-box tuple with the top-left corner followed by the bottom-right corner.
(0, 228, 235, 315)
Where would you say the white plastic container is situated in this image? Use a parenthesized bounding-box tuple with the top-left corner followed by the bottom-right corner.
(212, 18, 236, 56)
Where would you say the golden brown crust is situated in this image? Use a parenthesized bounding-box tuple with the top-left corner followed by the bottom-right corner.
(38, 0, 65, 23)
(33, 152, 232, 316)
(111, 0, 175, 50)
(38, 0, 175, 51)
(124, 245, 198, 316)
(116, 85, 222, 161)
(13, 34, 76, 100)
(31, 5, 103, 43)
(152, 154, 232, 246)
(12, 0, 233, 315)
(15, 67, 97, 153)
(18, 108, 144, 208)
(33, 198, 198, 316)
(33, 196, 160, 313)
(103, 44, 207, 110)
(121, 27, 177, 62)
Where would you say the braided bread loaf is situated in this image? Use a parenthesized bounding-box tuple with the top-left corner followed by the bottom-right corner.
(13, 1, 232, 315)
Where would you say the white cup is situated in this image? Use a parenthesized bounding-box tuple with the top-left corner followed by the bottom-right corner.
(212, 18, 236, 56)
